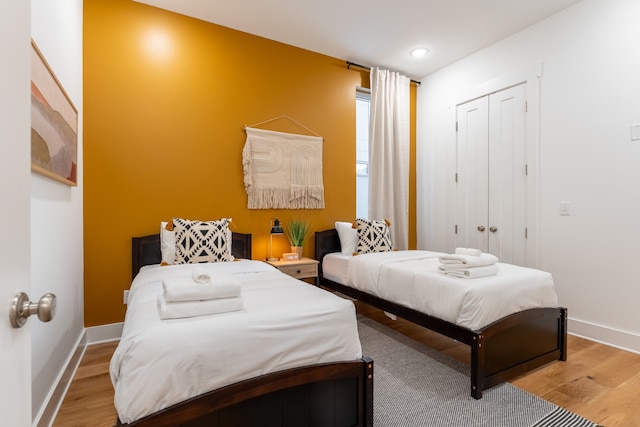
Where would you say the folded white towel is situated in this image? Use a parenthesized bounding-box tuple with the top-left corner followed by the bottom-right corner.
(192, 266, 211, 284)
(157, 295, 244, 319)
(438, 253, 499, 268)
(439, 264, 499, 279)
(455, 247, 482, 256)
(163, 274, 241, 302)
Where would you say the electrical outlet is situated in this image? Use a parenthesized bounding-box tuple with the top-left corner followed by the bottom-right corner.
(123, 290, 129, 304)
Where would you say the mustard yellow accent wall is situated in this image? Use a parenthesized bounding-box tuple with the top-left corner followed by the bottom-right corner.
(83, 0, 416, 326)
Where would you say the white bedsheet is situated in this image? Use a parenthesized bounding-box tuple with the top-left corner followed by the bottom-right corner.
(323, 250, 558, 330)
(110, 260, 362, 424)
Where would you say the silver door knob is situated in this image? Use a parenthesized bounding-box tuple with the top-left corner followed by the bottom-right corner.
(477, 225, 485, 232)
(489, 226, 498, 232)
(9, 292, 56, 328)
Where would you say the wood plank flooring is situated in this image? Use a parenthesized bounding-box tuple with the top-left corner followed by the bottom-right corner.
(53, 301, 640, 426)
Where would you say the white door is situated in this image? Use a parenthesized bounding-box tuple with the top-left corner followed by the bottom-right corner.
(487, 84, 527, 265)
(455, 83, 528, 265)
(0, 1, 32, 425)
(455, 96, 489, 252)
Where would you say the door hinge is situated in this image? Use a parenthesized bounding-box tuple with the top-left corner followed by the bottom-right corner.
(525, 101, 528, 112)
(525, 228, 528, 239)
(455, 121, 458, 132)
(525, 164, 528, 176)
(455, 224, 458, 234)
(455, 173, 458, 183)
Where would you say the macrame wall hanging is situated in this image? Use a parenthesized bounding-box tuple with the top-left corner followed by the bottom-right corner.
(242, 116, 325, 209)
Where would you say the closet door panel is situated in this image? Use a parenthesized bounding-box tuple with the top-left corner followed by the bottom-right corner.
(488, 84, 527, 265)
(455, 97, 489, 252)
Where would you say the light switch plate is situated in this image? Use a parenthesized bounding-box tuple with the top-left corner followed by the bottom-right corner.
(631, 123, 640, 141)
(560, 201, 571, 216)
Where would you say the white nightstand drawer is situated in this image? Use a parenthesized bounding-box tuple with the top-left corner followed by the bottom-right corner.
(266, 258, 319, 285)
(277, 263, 318, 279)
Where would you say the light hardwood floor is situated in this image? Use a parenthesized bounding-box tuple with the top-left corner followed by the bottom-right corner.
(53, 301, 640, 426)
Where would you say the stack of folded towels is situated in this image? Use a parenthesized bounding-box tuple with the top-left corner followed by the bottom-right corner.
(438, 247, 499, 279)
(157, 266, 244, 319)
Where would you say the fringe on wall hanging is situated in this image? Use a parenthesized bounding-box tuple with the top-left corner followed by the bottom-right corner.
(242, 117, 324, 209)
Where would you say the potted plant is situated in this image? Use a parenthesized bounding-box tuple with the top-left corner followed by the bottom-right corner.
(284, 219, 310, 258)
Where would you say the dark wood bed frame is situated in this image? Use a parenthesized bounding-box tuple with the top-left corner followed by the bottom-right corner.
(315, 229, 567, 400)
(119, 232, 374, 427)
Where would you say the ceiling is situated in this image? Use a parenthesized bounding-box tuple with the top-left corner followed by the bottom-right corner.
(135, 0, 582, 80)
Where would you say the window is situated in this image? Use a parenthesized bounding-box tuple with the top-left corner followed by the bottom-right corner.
(356, 88, 370, 218)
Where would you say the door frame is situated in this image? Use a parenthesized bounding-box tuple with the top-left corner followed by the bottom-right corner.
(450, 63, 543, 268)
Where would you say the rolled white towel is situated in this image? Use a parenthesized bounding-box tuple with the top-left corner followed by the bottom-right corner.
(455, 247, 482, 257)
(192, 266, 211, 284)
(157, 295, 244, 319)
(163, 273, 241, 302)
(438, 253, 499, 268)
(439, 264, 499, 279)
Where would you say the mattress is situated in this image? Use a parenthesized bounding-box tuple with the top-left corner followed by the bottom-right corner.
(110, 260, 362, 424)
(322, 250, 558, 330)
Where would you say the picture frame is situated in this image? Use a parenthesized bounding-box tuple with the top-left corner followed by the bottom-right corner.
(30, 39, 78, 186)
(282, 252, 300, 261)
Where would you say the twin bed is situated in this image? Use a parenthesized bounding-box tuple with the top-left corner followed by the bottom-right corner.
(113, 232, 373, 426)
(113, 224, 567, 426)
(315, 228, 567, 399)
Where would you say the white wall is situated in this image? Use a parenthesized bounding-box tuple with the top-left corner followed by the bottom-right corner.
(417, 0, 640, 353)
(30, 0, 84, 424)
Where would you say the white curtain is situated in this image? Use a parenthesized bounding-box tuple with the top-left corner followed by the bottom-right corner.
(368, 68, 410, 249)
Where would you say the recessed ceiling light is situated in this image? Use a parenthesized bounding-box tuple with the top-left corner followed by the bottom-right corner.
(410, 47, 429, 58)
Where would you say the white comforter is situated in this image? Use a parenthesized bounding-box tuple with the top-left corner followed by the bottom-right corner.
(326, 250, 557, 331)
(110, 260, 362, 424)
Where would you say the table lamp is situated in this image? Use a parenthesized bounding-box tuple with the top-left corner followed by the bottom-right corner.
(268, 218, 284, 262)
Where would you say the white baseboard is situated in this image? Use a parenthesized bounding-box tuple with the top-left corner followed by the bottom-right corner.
(86, 322, 123, 344)
(568, 316, 640, 355)
(37, 323, 123, 427)
(35, 330, 87, 427)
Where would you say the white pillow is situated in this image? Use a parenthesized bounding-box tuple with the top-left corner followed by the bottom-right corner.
(335, 221, 358, 255)
(160, 221, 176, 265)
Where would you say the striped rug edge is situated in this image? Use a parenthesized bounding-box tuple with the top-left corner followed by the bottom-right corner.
(532, 406, 602, 427)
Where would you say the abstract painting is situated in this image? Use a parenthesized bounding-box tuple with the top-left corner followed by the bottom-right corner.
(31, 40, 78, 186)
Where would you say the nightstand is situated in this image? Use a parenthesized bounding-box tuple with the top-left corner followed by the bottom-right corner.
(266, 257, 319, 285)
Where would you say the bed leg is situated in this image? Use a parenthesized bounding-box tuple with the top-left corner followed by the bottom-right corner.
(470, 334, 485, 399)
(362, 357, 374, 427)
(559, 308, 568, 361)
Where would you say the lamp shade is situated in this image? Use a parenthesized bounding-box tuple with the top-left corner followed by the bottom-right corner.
(270, 218, 284, 234)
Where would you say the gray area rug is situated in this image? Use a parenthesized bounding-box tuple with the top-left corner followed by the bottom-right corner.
(357, 316, 601, 427)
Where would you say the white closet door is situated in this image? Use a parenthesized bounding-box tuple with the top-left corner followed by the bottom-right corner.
(455, 97, 489, 252)
(455, 83, 528, 265)
(488, 84, 527, 265)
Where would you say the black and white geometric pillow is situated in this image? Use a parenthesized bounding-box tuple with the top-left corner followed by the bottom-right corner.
(173, 217, 232, 264)
(355, 218, 393, 254)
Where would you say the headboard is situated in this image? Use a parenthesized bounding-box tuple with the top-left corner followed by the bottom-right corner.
(131, 232, 253, 280)
(314, 229, 341, 276)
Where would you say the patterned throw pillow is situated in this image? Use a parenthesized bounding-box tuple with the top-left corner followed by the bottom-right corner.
(355, 218, 393, 254)
(173, 217, 233, 264)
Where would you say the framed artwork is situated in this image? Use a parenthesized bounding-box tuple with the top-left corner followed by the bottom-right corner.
(30, 39, 78, 186)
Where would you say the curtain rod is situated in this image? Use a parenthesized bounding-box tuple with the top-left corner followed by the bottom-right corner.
(346, 61, 421, 85)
